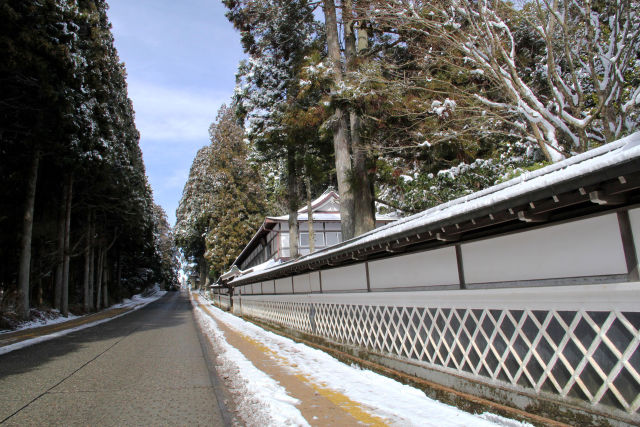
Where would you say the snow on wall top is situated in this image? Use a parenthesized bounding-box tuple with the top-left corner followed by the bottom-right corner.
(231, 132, 640, 285)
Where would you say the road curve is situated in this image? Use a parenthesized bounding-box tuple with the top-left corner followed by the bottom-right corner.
(0, 291, 230, 426)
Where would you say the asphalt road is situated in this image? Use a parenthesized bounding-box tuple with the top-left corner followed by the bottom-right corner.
(0, 291, 231, 426)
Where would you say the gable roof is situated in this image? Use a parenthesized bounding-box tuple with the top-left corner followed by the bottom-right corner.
(230, 188, 397, 270)
(298, 188, 341, 213)
(266, 188, 341, 221)
(267, 188, 396, 222)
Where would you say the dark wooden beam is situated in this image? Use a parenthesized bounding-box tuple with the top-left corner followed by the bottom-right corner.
(517, 210, 549, 223)
(589, 190, 626, 206)
(617, 210, 639, 281)
(436, 232, 460, 242)
(385, 244, 404, 253)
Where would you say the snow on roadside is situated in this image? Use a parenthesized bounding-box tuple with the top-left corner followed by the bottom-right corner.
(192, 298, 309, 427)
(1, 311, 80, 334)
(111, 284, 167, 309)
(0, 286, 167, 356)
(202, 302, 532, 427)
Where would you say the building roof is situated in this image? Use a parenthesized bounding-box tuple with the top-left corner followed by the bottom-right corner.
(230, 132, 640, 286)
(230, 188, 397, 270)
(266, 188, 397, 222)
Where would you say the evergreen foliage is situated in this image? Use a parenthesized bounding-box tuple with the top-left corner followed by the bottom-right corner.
(204, 105, 266, 277)
(218, 0, 638, 221)
(175, 105, 266, 284)
(175, 145, 215, 265)
(227, 0, 333, 214)
(0, 0, 176, 323)
(225, 0, 334, 259)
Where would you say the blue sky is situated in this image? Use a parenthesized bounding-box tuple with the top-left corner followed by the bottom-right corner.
(107, 0, 244, 225)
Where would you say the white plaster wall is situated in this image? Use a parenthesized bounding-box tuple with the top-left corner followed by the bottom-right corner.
(321, 264, 368, 292)
(324, 222, 341, 231)
(262, 280, 274, 294)
(240, 281, 640, 311)
(293, 273, 311, 293)
(629, 208, 640, 265)
(309, 271, 321, 292)
(368, 247, 459, 289)
(462, 213, 627, 283)
(275, 277, 293, 294)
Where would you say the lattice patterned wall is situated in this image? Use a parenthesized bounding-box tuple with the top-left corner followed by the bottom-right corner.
(239, 294, 640, 421)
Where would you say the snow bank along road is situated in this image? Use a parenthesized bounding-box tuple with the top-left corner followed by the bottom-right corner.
(193, 293, 532, 427)
(0, 288, 167, 355)
(0, 291, 230, 426)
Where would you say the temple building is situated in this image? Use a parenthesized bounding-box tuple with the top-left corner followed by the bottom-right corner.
(233, 189, 397, 271)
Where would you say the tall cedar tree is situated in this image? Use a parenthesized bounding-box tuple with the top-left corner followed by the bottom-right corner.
(225, 0, 322, 258)
(204, 104, 266, 278)
(0, 0, 173, 321)
(175, 145, 215, 287)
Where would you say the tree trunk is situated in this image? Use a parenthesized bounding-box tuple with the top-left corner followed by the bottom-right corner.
(102, 261, 108, 308)
(82, 211, 91, 312)
(36, 256, 43, 306)
(305, 175, 315, 253)
(334, 109, 354, 240)
(53, 184, 65, 311)
(100, 233, 118, 306)
(323, 0, 355, 240)
(37, 278, 43, 306)
(287, 147, 299, 259)
(199, 257, 208, 290)
(343, 0, 357, 61)
(61, 174, 73, 317)
(343, 2, 376, 237)
(116, 251, 122, 301)
(351, 113, 375, 236)
(18, 151, 39, 320)
(88, 220, 95, 310)
(357, 18, 368, 53)
(323, 0, 343, 80)
(95, 246, 103, 310)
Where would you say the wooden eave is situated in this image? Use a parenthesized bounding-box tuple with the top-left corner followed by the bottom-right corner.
(231, 218, 278, 268)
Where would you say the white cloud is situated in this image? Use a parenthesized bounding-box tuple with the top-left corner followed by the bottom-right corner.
(127, 80, 229, 141)
(164, 168, 191, 190)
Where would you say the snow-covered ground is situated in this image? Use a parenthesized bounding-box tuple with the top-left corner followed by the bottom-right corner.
(193, 295, 532, 427)
(111, 285, 167, 310)
(1, 310, 81, 334)
(195, 299, 309, 426)
(0, 286, 167, 356)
